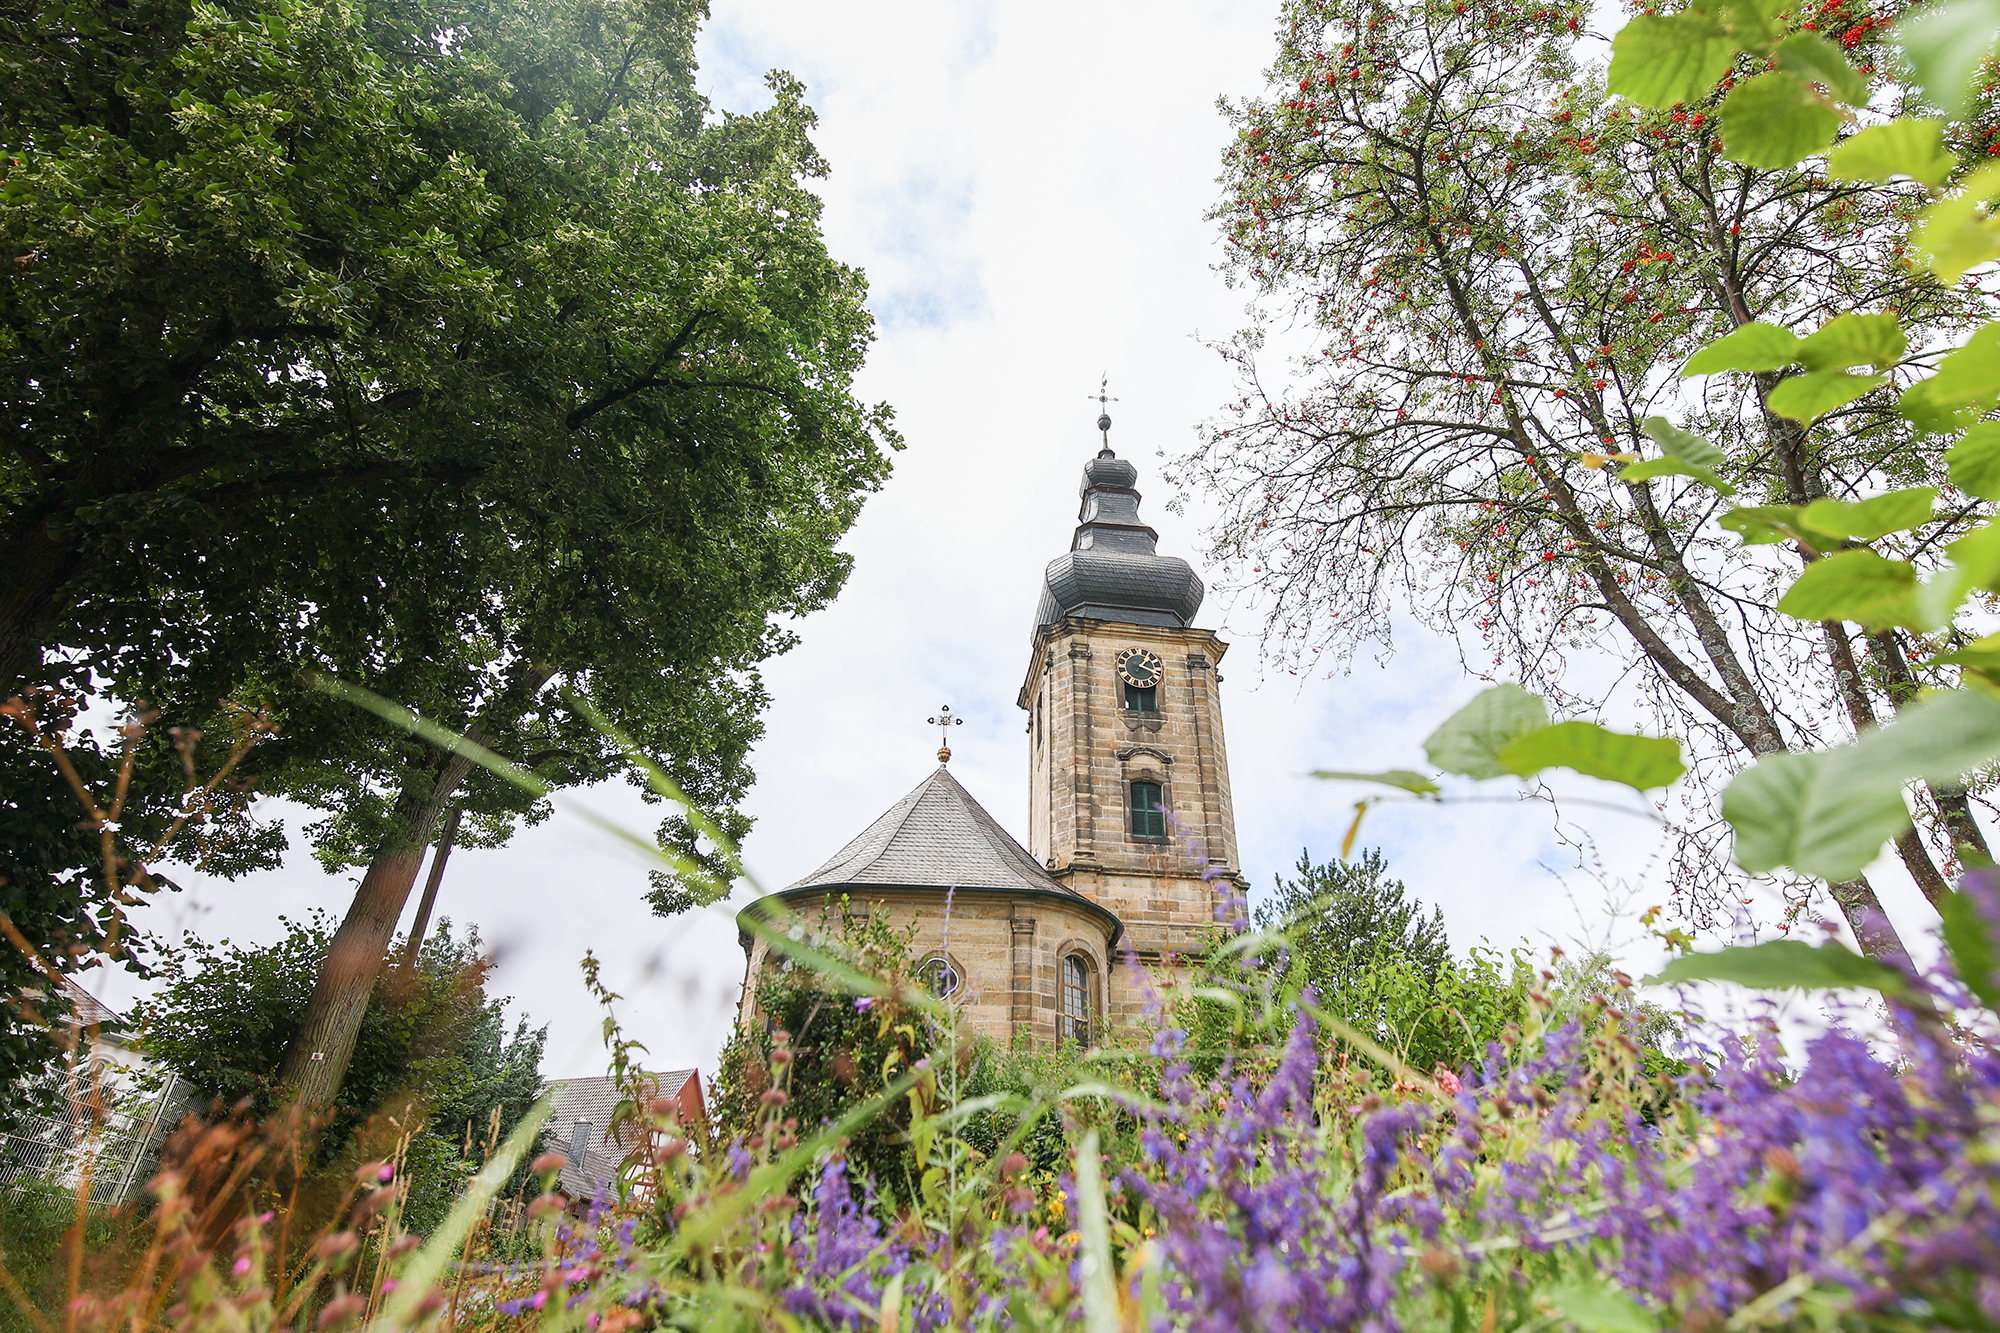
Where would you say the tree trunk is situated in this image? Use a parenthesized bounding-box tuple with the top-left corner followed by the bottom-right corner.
(276, 662, 553, 1117)
(1829, 877, 1904, 958)
(275, 747, 478, 1115)
(399, 804, 461, 973)
(1929, 783, 1992, 869)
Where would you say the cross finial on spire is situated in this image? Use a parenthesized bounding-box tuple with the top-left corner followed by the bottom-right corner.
(927, 705, 963, 764)
(1088, 374, 1118, 451)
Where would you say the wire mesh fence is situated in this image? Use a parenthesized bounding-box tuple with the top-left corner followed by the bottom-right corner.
(1, 1067, 198, 1208)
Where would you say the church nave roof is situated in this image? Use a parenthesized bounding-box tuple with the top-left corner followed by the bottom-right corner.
(781, 765, 1081, 899)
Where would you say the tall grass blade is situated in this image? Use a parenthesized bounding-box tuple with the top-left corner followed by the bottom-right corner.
(1075, 1129, 1118, 1333)
(371, 1093, 552, 1330)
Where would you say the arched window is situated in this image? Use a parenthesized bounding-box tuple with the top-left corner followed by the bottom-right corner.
(921, 955, 962, 998)
(1060, 954, 1092, 1048)
(1130, 780, 1165, 837)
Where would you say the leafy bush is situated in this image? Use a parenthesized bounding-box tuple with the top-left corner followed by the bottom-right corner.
(0, 1179, 142, 1333)
(710, 904, 940, 1203)
(134, 913, 545, 1230)
(1256, 848, 1534, 1075)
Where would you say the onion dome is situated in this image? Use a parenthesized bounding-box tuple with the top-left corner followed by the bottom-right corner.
(1035, 441, 1204, 633)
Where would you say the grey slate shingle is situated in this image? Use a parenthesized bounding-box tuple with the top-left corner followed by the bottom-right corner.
(543, 1070, 697, 1200)
(783, 767, 1085, 900)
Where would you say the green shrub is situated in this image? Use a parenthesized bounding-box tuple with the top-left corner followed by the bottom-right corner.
(134, 915, 545, 1230)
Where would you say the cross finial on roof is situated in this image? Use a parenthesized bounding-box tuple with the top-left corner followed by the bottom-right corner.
(926, 705, 963, 764)
(1088, 374, 1118, 452)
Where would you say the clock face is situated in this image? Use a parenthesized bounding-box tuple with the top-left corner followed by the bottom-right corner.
(1116, 647, 1164, 689)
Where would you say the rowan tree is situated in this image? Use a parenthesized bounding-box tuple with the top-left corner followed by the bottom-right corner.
(1180, 0, 1996, 951)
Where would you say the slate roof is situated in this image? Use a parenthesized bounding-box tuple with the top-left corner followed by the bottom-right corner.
(1036, 446, 1204, 633)
(50, 976, 126, 1024)
(544, 1070, 699, 1200)
(782, 766, 1083, 899)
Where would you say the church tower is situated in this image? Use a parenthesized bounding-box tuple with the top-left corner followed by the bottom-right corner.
(1017, 407, 1241, 1028)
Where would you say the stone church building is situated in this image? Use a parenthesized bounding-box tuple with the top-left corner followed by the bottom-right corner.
(736, 415, 1243, 1048)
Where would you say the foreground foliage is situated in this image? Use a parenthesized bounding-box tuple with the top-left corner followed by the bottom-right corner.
(12, 870, 1998, 1332)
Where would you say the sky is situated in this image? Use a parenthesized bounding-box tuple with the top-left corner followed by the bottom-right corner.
(94, 0, 1949, 1080)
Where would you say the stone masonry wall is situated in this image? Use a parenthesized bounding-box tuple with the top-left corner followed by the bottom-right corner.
(737, 889, 1118, 1052)
(1018, 616, 1245, 1036)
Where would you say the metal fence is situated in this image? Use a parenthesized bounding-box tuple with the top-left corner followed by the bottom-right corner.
(1, 1068, 199, 1208)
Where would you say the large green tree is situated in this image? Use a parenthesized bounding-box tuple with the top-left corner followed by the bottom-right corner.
(1256, 848, 1452, 995)
(1, 0, 897, 1111)
(1180, 0, 1993, 952)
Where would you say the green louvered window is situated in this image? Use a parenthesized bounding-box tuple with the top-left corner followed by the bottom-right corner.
(1123, 683, 1156, 711)
(1130, 781, 1165, 837)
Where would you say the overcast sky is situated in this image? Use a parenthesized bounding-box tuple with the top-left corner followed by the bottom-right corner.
(97, 0, 1946, 1080)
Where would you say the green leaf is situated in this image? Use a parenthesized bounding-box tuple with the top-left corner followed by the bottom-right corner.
(1796, 487, 1938, 542)
(1722, 748, 1914, 880)
(1846, 689, 2000, 786)
(1609, 13, 1736, 107)
(1796, 312, 1907, 373)
(1719, 0, 1797, 53)
(1720, 504, 1806, 545)
(1826, 118, 1957, 186)
(1947, 422, 2000, 499)
(1777, 549, 1928, 629)
(1930, 630, 2000, 676)
(1074, 1129, 1118, 1333)
(1940, 885, 2000, 1008)
(1774, 31, 1869, 104)
(1548, 1280, 1660, 1333)
(877, 1274, 906, 1333)
(1913, 162, 2000, 284)
(1720, 71, 1845, 169)
(1764, 369, 1888, 423)
(1310, 768, 1443, 795)
(1924, 322, 2000, 410)
(1619, 456, 1738, 495)
(1946, 517, 2000, 591)
(1897, 0, 2000, 119)
(1684, 322, 1802, 375)
(1641, 416, 1728, 468)
(1727, 691, 2000, 879)
(1423, 683, 1550, 780)
(1496, 720, 1687, 791)
(1900, 376, 1987, 436)
(1646, 939, 1911, 996)
(1921, 523, 2000, 626)
(1916, 520, 2000, 637)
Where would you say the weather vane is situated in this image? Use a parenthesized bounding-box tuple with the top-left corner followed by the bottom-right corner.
(927, 705, 963, 764)
(1087, 374, 1118, 448)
